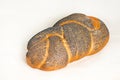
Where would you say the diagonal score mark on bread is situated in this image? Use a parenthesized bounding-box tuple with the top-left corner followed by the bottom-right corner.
(60, 20, 94, 31)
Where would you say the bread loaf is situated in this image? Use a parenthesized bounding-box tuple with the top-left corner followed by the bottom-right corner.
(26, 13, 109, 71)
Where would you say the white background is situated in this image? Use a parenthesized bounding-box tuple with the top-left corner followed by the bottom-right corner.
(0, 0, 120, 80)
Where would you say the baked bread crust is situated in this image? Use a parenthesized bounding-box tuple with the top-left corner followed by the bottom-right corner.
(26, 13, 109, 71)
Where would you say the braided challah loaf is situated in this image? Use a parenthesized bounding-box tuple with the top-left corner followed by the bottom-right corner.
(26, 13, 109, 71)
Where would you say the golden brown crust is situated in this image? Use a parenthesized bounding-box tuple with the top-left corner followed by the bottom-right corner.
(46, 33, 72, 63)
(60, 20, 94, 31)
(26, 13, 109, 71)
(87, 34, 109, 55)
(87, 33, 94, 56)
(38, 39, 50, 68)
(87, 16, 109, 55)
(26, 54, 35, 68)
(40, 35, 69, 71)
(26, 40, 48, 68)
(59, 20, 92, 62)
(87, 16, 101, 30)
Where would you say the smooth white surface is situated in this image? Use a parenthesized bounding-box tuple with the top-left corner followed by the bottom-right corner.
(0, 0, 120, 80)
